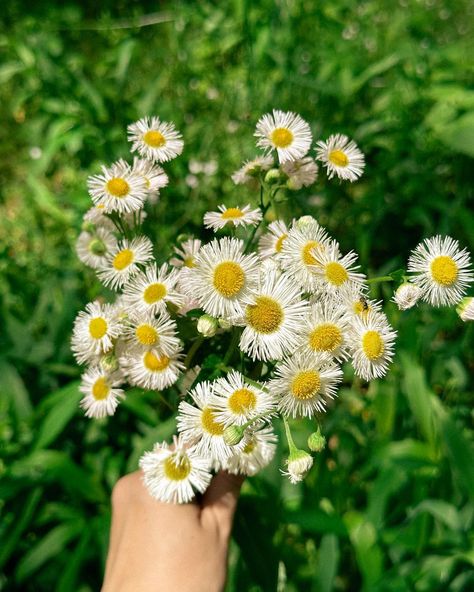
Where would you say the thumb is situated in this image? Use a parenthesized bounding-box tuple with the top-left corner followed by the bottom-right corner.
(201, 471, 244, 534)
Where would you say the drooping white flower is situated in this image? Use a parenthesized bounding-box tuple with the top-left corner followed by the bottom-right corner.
(457, 297, 474, 321)
(393, 282, 422, 311)
(283, 449, 313, 484)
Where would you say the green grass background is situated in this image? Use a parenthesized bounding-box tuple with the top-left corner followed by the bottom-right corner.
(1, 1, 474, 590)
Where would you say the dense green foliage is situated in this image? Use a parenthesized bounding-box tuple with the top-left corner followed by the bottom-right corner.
(1, 1, 474, 590)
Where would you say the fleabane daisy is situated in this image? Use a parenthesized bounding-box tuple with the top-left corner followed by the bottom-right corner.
(298, 302, 351, 361)
(76, 227, 118, 270)
(231, 155, 274, 187)
(127, 116, 184, 162)
(225, 426, 278, 477)
(82, 205, 116, 232)
(310, 240, 366, 294)
(280, 156, 318, 190)
(177, 381, 241, 466)
(79, 367, 124, 418)
(131, 157, 169, 204)
(120, 346, 184, 391)
(393, 282, 422, 311)
(122, 263, 184, 315)
(139, 435, 212, 504)
(98, 236, 154, 290)
(269, 351, 343, 418)
(339, 282, 382, 320)
(184, 237, 260, 319)
(348, 311, 397, 381)
(315, 134, 365, 182)
(71, 301, 123, 364)
(203, 204, 262, 232)
(457, 297, 474, 322)
(211, 370, 276, 426)
(407, 235, 473, 306)
(169, 238, 202, 269)
(255, 110, 312, 163)
(239, 269, 309, 362)
(123, 311, 181, 356)
(258, 220, 290, 260)
(87, 159, 147, 214)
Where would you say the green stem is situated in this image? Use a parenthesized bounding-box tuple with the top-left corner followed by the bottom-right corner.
(240, 409, 275, 430)
(223, 328, 241, 366)
(184, 335, 204, 369)
(367, 276, 394, 284)
(244, 199, 271, 253)
(283, 416, 298, 454)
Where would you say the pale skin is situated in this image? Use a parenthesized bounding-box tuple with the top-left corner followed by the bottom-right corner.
(102, 471, 244, 592)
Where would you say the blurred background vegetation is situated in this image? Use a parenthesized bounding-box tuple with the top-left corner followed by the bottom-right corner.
(1, 0, 474, 590)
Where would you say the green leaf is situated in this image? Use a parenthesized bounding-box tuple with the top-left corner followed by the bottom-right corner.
(409, 499, 462, 531)
(314, 534, 339, 592)
(285, 508, 348, 537)
(57, 529, 92, 592)
(344, 512, 383, 590)
(0, 358, 32, 420)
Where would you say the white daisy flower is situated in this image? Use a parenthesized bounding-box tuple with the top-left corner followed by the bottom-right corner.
(139, 435, 212, 504)
(169, 238, 202, 269)
(393, 282, 422, 311)
(258, 220, 290, 260)
(122, 263, 184, 315)
(71, 301, 123, 365)
(97, 236, 154, 290)
(457, 297, 474, 321)
(76, 227, 118, 270)
(239, 270, 309, 362)
(280, 156, 318, 190)
(177, 381, 240, 466)
(82, 206, 116, 232)
(310, 240, 366, 294)
(269, 351, 343, 418)
(283, 449, 314, 484)
(127, 116, 184, 163)
(123, 311, 181, 356)
(225, 425, 277, 477)
(407, 235, 473, 306)
(298, 302, 351, 361)
(255, 110, 313, 163)
(231, 155, 274, 187)
(120, 347, 184, 391)
(79, 367, 124, 419)
(348, 311, 397, 381)
(131, 157, 169, 204)
(184, 237, 260, 319)
(211, 370, 276, 426)
(338, 282, 382, 320)
(279, 221, 331, 292)
(315, 134, 365, 182)
(203, 204, 262, 232)
(87, 159, 147, 214)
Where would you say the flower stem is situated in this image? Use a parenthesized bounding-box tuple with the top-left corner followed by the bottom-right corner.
(283, 416, 298, 454)
(367, 276, 394, 284)
(184, 335, 204, 369)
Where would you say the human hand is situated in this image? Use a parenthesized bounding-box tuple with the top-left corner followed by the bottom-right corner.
(102, 470, 244, 592)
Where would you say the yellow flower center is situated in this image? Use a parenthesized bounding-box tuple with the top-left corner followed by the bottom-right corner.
(113, 249, 134, 271)
(362, 330, 384, 360)
(143, 283, 167, 304)
(246, 296, 283, 334)
(106, 177, 130, 197)
(92, 377, 110, 400)
(353, 300, 371, 317)
(328, 149, 349, 167)
(221, 208, 244, 219)
(228, 388, 257, 415)
(143, 130, 166, 148)
(89, 317, 108, 339)
(309, 323, 342, 352)
(143, 351, 170, 372)
(291, 370, 321, 400)
(243, 439, 256, 454)
(163, 455, 191, 481)
(183, 256, 196, 268)
(213, 261, 245, 298)
(136, 324, 158, 346)
(430, 255, 458, 286)
(302, 241, 321, 266)
(275, 233, 288, 253)
(201, 407, 224, 436)
(271, 127, 294, 148)
(325, 262, 349, 286)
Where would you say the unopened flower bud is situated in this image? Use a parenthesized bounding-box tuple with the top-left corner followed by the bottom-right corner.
(285, 449, 313, 484)
(218, 317, 232, 330)
(223, 425, 245, 446)
(100, 353, 119, 373)
(89, 238, 107, 256)
(296, 215, 318, 230)
(457, 297, 474, 322)
(286, 177, 302, 191)
(264, 168, 282, 185)
(307, 428, 326, 453)
(197, 314, 218, 337)
(393, 282, 422, 311)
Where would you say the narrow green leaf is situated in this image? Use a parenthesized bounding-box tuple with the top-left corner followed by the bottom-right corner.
(409, 499, 462, 531)
(0, 358, 32, 420)
(314, 534, 339, 592)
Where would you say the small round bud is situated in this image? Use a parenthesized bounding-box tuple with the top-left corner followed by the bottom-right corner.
(457, 296, 474, 322)
(264, 168, 282, 185)
(176, 233, 189, 244)
(81, 221, 96, 234)
(286, 177, 301, 191)
(223, 425, 245, 446)
(218, 317, 232, 330)
(89, 238, 107, 256)
(100, 353, 119, 373)
(393, 282, 422, 311)
(296, 215, 318, 230)
(285, 449, 313, 484)
(307, 428, 326, 453)
(197, 314, 219, 337)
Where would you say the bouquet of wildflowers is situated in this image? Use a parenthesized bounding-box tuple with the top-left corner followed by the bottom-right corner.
(72, 110, 474, 503)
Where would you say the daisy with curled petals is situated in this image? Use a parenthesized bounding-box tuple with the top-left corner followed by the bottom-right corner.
(279, 221, 331, 292)
(122, 263, 184, 315)
(127, 116, 184, 163)
(98, 236, 154, 290)
(123, 311, 181, 356)
(258, 220, 290, 260)
(87, 159, 147, 214)
(120, 347, 184, 391)
(239, 269, 309, 362)
(315, 134, 365, 182)
(79, 367, 124, 419)
(71, 301, 123, 365)
(211, 370, 276, 427)
(184, 237, 260, 319)
(407, 235, 473, 307)
(76, 227, 117, 270)
(231, 155, 274, 186)
(225, 425, 277, 477)
(139, 435, 212, 504)
(177, 381, 241, 467)
(298, 302, 351, 361)
(255, 110, 313, 163)
(269, 351, 343, 418)
(204, 204, 262, 232)
(280, 156, 318, 190)
(169, 238, 202, 269)
(131, 157, 169, 204)
(310, 240, 366, 294)
(348, 311, 397, 381)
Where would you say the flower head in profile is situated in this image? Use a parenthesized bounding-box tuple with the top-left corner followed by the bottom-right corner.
(283, 448, 313, 484)
(131, 157, 169, 204)
(281, 156, 318, 190)
(225, 426, 278, 477)
(255, 110, 313, 163)
(457, 297, 474, 322)
(203, 204, 262, 232)
(231, 155, 274, 187)
(315, 134, 365, 182)
(127, 116, 184, 162)
(393, 282, 422, 311)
